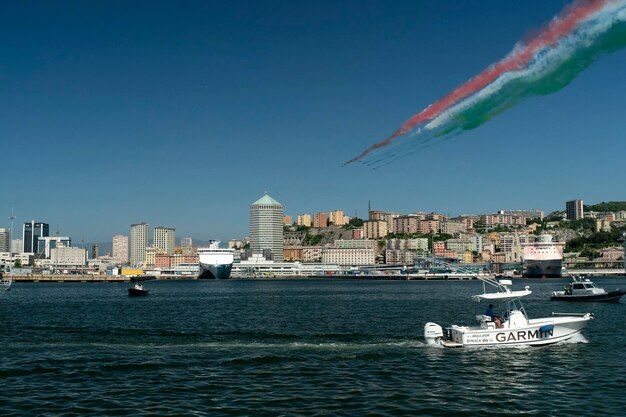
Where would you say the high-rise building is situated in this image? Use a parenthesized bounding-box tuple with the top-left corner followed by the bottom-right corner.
(92, 244, 99, 259)
(0, 228, 10, 252)
(313, 212, 327, 228)
(23, 221, 49, 253)
(130, 223, 149, 267)
(566, 200, 584, 220)
(329, 210, 346, 226)
(38, 236, 72, 258)
(154, 226, 175, 255)
(364, 220, 388, 239)
(250, 193, 284, 261)
(11, 239, 23, 254)
(112, 235, 129, 264)
(297, 214, 311, 227)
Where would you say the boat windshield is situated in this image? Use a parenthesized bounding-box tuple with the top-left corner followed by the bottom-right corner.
(499, 298, 528, 321)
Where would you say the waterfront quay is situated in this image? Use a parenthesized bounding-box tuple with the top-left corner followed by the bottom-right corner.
(8, 273, 479, 282)
(8, 269, 624, 282)
(9, 274, 157, 283)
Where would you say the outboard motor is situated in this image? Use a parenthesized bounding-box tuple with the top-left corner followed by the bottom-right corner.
(424, 322, 444, 346)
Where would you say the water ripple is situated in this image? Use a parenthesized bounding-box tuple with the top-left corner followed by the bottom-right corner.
(1, 279, 625, 416)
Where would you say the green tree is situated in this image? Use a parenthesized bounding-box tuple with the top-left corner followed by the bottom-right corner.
(584, 201, 626, 212)
(343, 217, 364, 229)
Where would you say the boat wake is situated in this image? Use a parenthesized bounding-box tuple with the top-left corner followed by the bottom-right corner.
(53, 338, 429, 352)
(558, 332, 588, 345)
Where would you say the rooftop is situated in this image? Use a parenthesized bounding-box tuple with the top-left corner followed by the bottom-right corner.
(252, 193, 282, 206)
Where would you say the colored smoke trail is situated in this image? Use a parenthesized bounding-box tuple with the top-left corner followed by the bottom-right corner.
(346, 0, 626, 168)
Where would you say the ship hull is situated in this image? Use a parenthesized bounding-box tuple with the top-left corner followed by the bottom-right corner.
(199, 263, 232, 280)
(524, 259, 563, 278)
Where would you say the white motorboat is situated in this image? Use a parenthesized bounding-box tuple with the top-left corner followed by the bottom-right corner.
(551, 277, 626, 302)
(424, 277, 594, 348)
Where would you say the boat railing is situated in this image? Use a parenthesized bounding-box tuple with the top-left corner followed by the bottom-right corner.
(552, 312, 593, 317)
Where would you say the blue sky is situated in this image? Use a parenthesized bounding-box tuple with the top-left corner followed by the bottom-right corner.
(2, 1, 625, 242)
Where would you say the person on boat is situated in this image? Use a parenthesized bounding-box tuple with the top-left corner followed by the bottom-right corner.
(486, 304, 502, 328)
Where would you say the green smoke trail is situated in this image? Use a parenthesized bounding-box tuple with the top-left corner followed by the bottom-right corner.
(365, 19, 626, 168)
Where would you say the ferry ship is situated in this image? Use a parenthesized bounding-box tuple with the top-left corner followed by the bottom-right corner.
(198, 241, 235, 279)
(522, 234, 564, 278)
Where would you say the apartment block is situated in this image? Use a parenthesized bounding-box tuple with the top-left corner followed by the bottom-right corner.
(328, 210, 346, 226)
(284, 247, 303, 261)
(336, 239, 377, 250)
(145, 246, 157, 268)
(393, 216, 419, 234)
(154, 226, 175, 256)
(481, 214, 526, 227)
(439, 220, 467, 235)
(418, 220, 440, 235)
(155, 253, 172, 268)
(446, 237, 472, 255)
(566, 199, 584, 220)
(313, 212, 328, 228)
(386, 238, 429, 252)
(321, 248, 375, 266)
(297, 214, 312, 227)
(112, 235, 129, 264)
(302, 246, 323, 262)
(433, 242, 446, 256)
(499, 210, 544, 221)
(385, 250, 420, 264)
(0, 228, 10, 253)
(364, 220, 388, 239)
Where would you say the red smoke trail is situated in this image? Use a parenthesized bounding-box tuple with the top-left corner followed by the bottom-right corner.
(346, 0, 608, 165)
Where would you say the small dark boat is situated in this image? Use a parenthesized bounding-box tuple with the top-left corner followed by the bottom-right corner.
(128, 284, 149, 297)
(551, 278, 626, 302)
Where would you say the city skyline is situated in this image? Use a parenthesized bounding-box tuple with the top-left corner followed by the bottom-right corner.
(1, 197, 622, 246)
(2, 1, 625, 242)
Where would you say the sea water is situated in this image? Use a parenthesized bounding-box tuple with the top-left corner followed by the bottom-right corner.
(1, 278, 625, 416)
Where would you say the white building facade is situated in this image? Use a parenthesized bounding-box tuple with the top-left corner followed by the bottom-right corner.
(321, 248, 375, 266)
(49, 246, 87, 267)
(112, 235, 129, 264)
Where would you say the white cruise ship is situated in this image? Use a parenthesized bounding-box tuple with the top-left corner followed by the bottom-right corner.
(198, 241, 235, 279)
(522, 234, 564, 278)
